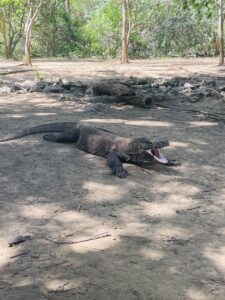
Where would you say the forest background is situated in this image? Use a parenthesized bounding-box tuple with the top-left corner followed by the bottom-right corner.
(0, 0, 221, 62)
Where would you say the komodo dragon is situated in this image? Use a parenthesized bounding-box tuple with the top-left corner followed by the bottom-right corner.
(0, 122, 180, 178)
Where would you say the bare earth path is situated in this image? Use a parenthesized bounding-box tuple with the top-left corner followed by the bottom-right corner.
(0, 58, 225, 300)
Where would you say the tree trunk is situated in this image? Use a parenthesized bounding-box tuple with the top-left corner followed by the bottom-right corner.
(121, 0, 130, 64)
(24, 0, 44, 66)
(0, 11, 13, 59)
(218, 0, 224, 65)
(65, 0, 71, 17)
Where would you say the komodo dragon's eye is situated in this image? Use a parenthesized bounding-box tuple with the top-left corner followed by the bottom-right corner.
(141, 139, 154, 150)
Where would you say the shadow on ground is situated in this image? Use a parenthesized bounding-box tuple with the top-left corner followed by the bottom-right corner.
(0, 69, 225, 300)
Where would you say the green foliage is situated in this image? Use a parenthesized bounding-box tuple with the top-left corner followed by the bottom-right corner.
(173, 0, 217, 18)
(33, 65, 46, 80)
(82, 0, 121, 57)
(128, 0, 217, 57)
(0, 0, 221, 59)
(0, 0, 26, 58)
(32, 0, 81, 57)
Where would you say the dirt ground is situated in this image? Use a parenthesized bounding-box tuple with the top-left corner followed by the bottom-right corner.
(0, 58, 225, 300)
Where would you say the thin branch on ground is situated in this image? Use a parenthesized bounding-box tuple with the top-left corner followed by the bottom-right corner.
(0, 69, 33, 75)
(157, 104, 225, 123)
(45, 232, 111, 245)
(9, 251, 30, 259)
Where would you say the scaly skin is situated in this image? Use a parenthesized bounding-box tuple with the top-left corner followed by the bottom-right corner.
(0, 122, 180, 178)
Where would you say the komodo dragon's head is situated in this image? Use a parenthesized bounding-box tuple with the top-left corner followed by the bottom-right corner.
(124, 137, 170, 164)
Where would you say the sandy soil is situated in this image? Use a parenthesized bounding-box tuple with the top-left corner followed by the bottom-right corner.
(0, 58, 225, 300)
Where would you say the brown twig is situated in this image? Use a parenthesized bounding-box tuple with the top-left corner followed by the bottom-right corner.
(39, 260, 67, 269)
(157, 104, 225, 123)
(140, 168, 153, 175)
(50, 284, 78, 293)
(132, 165, 152, 175)
(9, 251, 30, 259)
(45, 232, 111, 245)
(187, 205, 201, 211)
(0, 69, 33, 75)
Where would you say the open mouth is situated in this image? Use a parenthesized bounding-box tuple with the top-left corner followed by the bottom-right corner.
(146, 149, 168, 164)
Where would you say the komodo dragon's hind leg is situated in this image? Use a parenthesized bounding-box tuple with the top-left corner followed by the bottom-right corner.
(43, 129, 79, 143)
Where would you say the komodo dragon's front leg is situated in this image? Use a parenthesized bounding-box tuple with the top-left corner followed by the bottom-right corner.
(44, 132, 128, 178)
(107, 151, 128, 178)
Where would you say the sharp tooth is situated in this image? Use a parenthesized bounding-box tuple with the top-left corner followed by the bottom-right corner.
(146, 149, 153, 156)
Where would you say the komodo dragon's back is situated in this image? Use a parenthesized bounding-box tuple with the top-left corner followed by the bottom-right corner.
(0, 121, 180, 178)
(0, 122, 78, 142)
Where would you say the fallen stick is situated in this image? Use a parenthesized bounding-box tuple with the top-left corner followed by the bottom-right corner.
(50, 286, 78, 293)
(131, 165, 153, 175)
(141, 168, 153, 175)
(157, 104, 225, 123)
(187, 205, 201, 211)
(39, 260, 67, 269)
(0, 69, 33, 76)
(45, 232, 111, 245)
(9, 251, 30, 259)
(176, 205, 201, 214)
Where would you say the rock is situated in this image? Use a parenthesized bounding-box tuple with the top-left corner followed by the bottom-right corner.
(43, 85, 66, 93)
(200, 79, 216, 88)
(93, 103, 108, 110)
(11, 80, 35, 92)
(220, 91, 225, 99)
(152, 78, 167, 88)
(0, 79, 9, 86)
(136, 78, 148, 85)
(169, 87, 180, 95)
(182, 88, 192, 95)
(21, 80, 35, 91)
(61, 80, 73, 90)
(62, 79, 69, 85)
(11, 83, 23, 92)
(191, 91, 205, 98)
(167, 77, 182, 87)
(83, 104, 97, 112)
(138, 83, 152, 90)
(30, 80, 47, 92)
(15, 90, 26, 94)
(85, 86, 93, 95)
(71, 88, 86, 97)
(202, 88, 223, 99)
(188, 96, 201, 103)
(217, 85, 225, 92)
(184, 82, 195, 89)
(122, 78, 138, 86)
(159, 85, 170, 92)
(215, 78, 225, 90)
(152, 78, 180, 88)
(51, 77, 63, 85)
(0, 86, 11, 94)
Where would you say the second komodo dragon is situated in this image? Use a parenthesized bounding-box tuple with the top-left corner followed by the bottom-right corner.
(0, 122, 180, 178)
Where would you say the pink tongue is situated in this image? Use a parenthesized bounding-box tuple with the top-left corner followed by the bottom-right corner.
(154, 152, 168, 164)
(146, 149, 168, 164)
(152, 149, 160, 158)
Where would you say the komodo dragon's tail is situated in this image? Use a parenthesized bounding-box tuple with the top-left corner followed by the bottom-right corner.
(0, 122, 78, 142)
